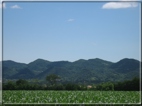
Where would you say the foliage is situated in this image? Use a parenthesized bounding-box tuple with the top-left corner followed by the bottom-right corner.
(114, 77, 140, 91)
(3, 91, 140, 104)
(3, 77, 140, 91)
(46, 74, 60, 85)
(96, 82, 114, 91)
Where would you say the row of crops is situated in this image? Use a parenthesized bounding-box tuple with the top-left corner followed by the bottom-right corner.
(2, 90, 141, 104)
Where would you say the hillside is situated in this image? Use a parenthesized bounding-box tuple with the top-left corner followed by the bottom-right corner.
(2, 60, 27, 79)
(2, 58, 140, 84)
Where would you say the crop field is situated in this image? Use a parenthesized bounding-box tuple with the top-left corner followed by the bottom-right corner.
(0, 90, 1, 104)
(3, 90, 141, 104)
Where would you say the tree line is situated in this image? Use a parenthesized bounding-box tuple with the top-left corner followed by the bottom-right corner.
(3, 74, 140, 91)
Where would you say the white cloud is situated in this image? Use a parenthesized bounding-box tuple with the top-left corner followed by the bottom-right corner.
(102, 0, 138, 9)
(11, 5, 22, 9)
(67, 19, 75, 22)
(0, 3, 6, 8)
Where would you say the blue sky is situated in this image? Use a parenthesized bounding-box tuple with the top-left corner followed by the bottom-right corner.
(2, 1, 141, 63)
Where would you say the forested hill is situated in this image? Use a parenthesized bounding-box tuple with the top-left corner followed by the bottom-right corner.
(2, 58, 140, 84)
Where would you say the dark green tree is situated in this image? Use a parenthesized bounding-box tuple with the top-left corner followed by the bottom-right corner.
(46, 74, 60, 86)
(16, 79, 28, 85)
(3, 80, 16, 90)
(16, 79, 29, 90)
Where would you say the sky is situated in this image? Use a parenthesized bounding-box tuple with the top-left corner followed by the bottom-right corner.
(2, 1, 141, 63)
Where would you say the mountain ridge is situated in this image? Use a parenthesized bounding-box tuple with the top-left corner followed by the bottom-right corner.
(2, 58, 140, 84)
(2, 57, 140, 64)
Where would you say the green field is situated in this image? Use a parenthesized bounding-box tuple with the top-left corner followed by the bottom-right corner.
(3, 90, 141, 104)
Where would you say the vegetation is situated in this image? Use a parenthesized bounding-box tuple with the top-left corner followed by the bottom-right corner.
(3, 91, 140, 104)
(3, 77, 140, 91)
(3, 58, 140, 84)
(2, 58, 140, 104)
(46, 74, 61, 85)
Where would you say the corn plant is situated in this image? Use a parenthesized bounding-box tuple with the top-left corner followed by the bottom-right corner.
(3, 90, 141, 104)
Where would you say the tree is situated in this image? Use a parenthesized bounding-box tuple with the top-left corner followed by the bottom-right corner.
(46, 74, 60, 86)
(113, 77, 140, 91)
(16, 79, 29, 90)
(16, 79, 28, 86)
(3, 80, 16, 90)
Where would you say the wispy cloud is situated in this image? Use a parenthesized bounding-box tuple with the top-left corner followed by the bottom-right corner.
(11, 5, 22, 9)
(102, 0, 138, 9)
(0, 3, 6, 9)
(67, 19, 75, 22)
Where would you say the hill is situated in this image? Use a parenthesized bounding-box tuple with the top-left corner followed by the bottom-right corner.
(2, 58, 140, 84)
(2, 60, 27, 79)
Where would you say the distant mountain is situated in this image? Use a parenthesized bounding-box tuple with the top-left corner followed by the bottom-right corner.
(27, 59, 51, 75)
(3, 60, 27, 69)
(2, 58, 140, 84)
(10, 68, 35, 79)
(110, 58, 140, 73)
(2, 60, 27, 78)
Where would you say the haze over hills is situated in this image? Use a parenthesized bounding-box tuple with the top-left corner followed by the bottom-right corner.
(2, 58, 140, 84)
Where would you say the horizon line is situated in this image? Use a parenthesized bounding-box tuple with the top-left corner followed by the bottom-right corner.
(2, 57, 140, 64)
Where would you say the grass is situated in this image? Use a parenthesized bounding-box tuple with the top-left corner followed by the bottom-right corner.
(2, 90, 141, 104)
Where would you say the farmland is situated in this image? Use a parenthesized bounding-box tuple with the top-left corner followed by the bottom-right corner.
(3, 90, 140, 104)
